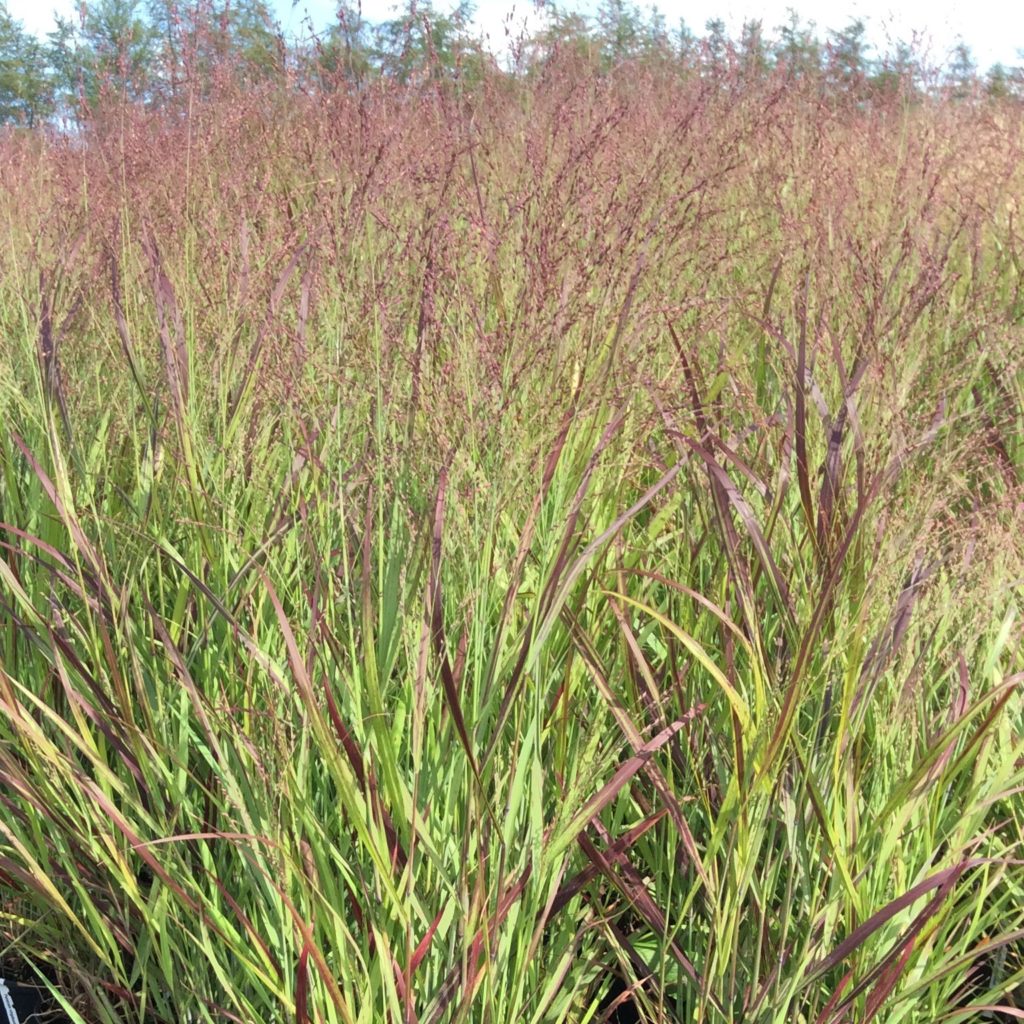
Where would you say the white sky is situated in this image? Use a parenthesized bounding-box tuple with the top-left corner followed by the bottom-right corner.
(8, 0, 1024, 70)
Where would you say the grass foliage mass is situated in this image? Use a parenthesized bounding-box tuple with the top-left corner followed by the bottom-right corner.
(1, 60, 1023, 1023)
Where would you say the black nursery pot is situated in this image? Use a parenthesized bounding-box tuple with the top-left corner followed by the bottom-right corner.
(1, 968, 49, 1024)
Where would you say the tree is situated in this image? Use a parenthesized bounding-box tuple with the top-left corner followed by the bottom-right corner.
(701, 17, 728, 73)
(219, 0, 281, 78)
(674, 17, 696, 66)
(47, 16, 89, 115)
(147, 0, 282, 93)
(312, 2, 374, 85)
(48, 0, 156, 109)
(144, 0, 182, 97)
(870, 38, 920, 96)
(518, 5, 594, 69)
(374, 0, 479, 83)
(946, 40, 976, 98)
(84, 0, 156, 97)
(774, 8, 820, 80)
(827, 18, 870, 92)
(984, 62, 1024, 100)
(738, 18, 769, 76)
(640, 5, 672, 61)
(0, 4, 54, 124)
(595, 0, 643, 67)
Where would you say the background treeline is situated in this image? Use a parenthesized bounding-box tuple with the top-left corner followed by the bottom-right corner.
(1, 0, 1023, 126)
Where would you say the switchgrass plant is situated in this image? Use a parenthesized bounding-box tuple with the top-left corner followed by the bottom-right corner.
(1, 62, 1023, 1023)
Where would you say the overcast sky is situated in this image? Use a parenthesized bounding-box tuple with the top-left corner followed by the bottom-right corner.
(7, 0, 1024, 70)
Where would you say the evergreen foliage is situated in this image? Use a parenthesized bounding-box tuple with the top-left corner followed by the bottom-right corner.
(1, 0, 1022, 125)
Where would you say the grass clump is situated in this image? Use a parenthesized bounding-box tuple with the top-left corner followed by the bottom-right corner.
(1, 63, 1023, 1023)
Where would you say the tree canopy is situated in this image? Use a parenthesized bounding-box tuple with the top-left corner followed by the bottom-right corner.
(0, 0, 1021, 125)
